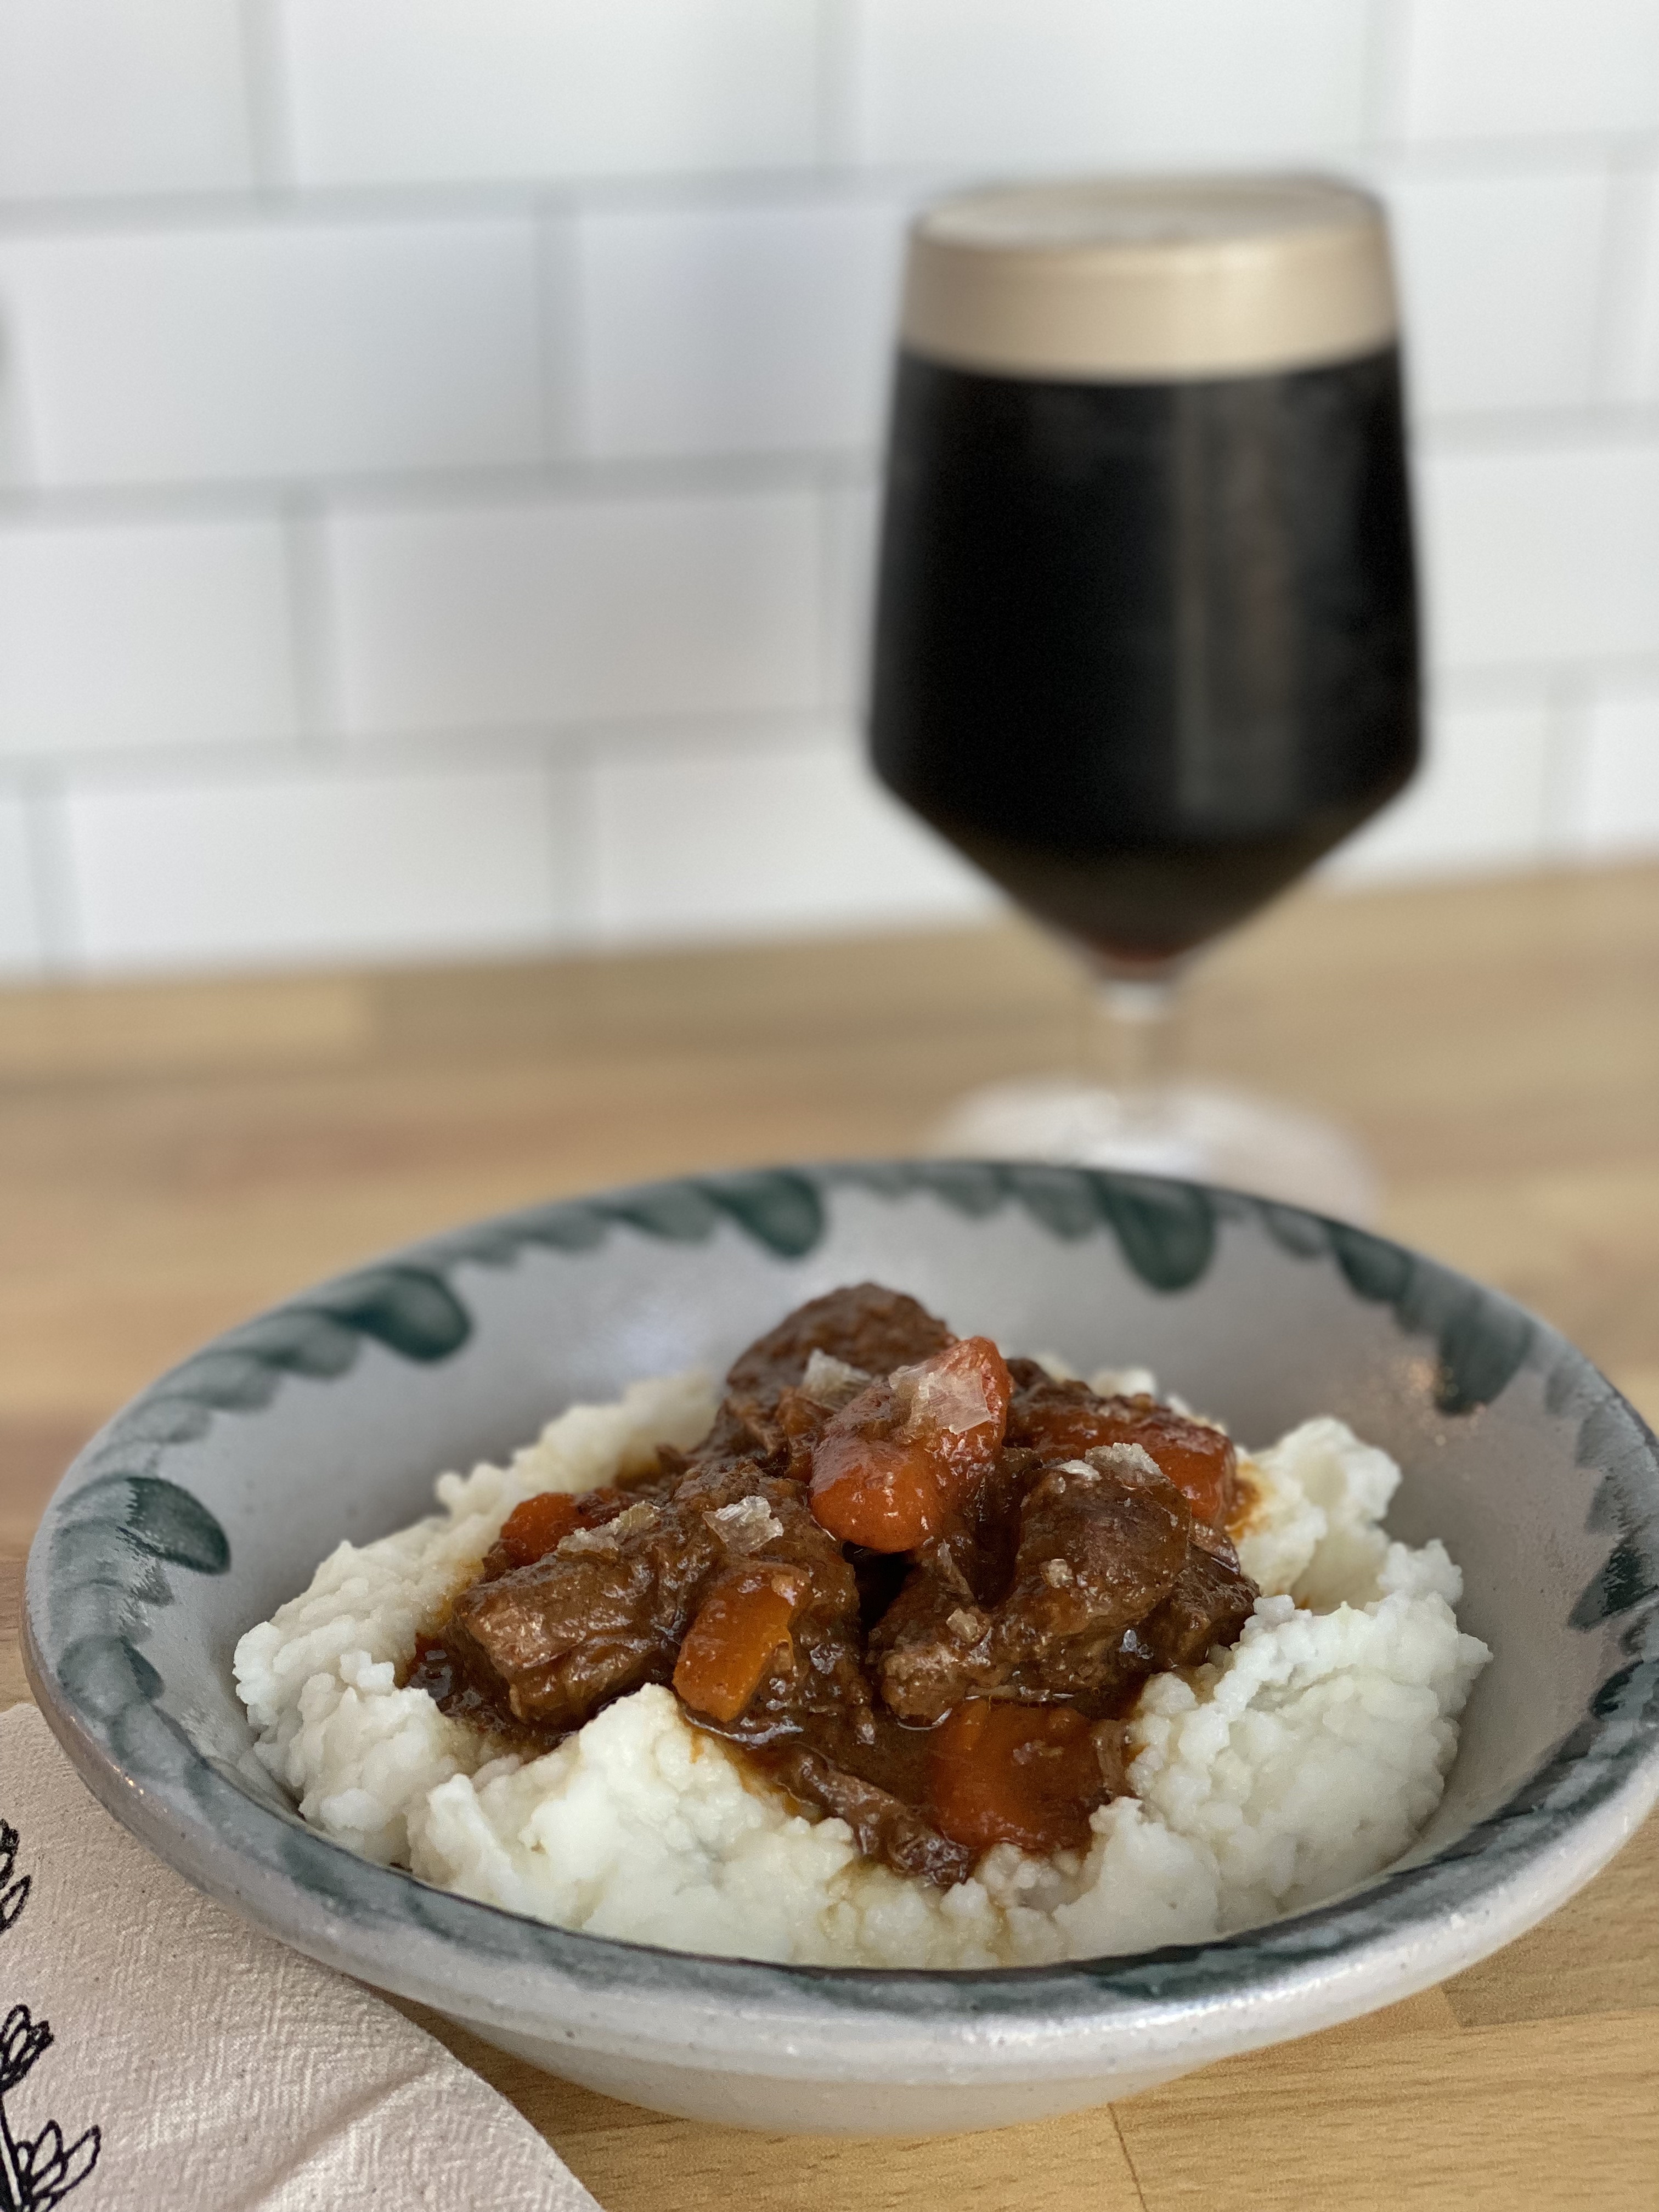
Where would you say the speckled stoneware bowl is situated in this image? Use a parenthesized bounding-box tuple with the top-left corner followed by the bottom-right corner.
(24, 1164, 1659, 2136)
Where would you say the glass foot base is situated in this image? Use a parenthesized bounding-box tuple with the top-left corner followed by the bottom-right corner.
(928, 1078, 1379, 1224)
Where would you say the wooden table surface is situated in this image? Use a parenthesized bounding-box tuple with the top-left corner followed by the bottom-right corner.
(2, 862, 1656, 2210)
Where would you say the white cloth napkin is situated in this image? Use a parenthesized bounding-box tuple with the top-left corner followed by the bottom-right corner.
(0, 1703, 601, 2212)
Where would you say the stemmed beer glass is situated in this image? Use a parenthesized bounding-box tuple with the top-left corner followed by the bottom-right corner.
(870, 176, 1418, 1219)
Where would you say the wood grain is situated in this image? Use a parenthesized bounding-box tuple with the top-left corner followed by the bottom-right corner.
(1116, 2006, 1659, 2212)
(3, 861, 1656, 2211)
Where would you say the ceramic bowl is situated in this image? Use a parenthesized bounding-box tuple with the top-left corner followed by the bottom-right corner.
(24, 1164, 1659, 2136)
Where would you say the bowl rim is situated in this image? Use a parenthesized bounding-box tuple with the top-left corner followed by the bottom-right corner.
(23, 1160, 1659, 2065)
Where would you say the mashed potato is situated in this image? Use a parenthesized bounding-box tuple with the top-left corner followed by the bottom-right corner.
(234, 1370, 1489, 1967)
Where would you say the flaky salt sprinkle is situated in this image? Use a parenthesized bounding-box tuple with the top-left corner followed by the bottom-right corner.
(800, 1349, 872, 1407)
(704, 1495, 785, 1554)
(558, 1501, 661, 1554)
(1090, 1442, 1163, 1482)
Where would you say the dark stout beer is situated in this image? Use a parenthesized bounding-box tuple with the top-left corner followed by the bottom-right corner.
(869, 177, 1419, 968)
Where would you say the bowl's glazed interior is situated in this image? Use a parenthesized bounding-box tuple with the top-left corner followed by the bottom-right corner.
(24, 1165, 1659, 2133)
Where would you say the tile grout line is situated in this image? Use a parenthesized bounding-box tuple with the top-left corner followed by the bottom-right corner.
(6, 413, 1659, 536)
(0, 672, 1652, 793)
(0, 708, 876, 788)
(0, 450, 882, 527)
(1418, 405, 1659, 454)
(5, 136, 1659, 244)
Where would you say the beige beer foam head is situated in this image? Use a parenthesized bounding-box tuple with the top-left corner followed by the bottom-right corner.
(901, 174, 1397, 382)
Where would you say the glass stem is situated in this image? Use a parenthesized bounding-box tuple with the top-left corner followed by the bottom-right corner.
(1086, 963, 1184, 1111)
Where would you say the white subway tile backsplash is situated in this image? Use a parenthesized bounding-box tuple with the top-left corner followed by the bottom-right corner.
(848, 0, 1371, 169)
(1420, 441, 1659, 668)
(328, 491, 821, 735)
(1329, 690, 1555, 882)
(1081, 0, 1374, 165)
(590, 726, 995, 944)
(59, 761, 567, 970)
(1385, 169, 1610, 414)
(0, 791, 44, 973)
(0, 218, 545, 488)
(1572, 683, 1659, 855)
(0, 0, 1650, 976)
(1604, 167, 1659, 403)
(0, 0, 254, 202)
(0, 517, 297, 756)
(279, 0, 818, 188)
(847, 0, 1113, 169)
(1399, 0, 1659, 142)
(579, 202, 906, 459)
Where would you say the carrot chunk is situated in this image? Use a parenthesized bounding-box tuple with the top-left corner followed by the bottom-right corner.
(898, 1336, 1013, 1481)
(928, 1701, 1111, 1858)
(495, 1491, 582, 1570)
(673, 1571, 802, 1724)
(808, 1434, 946, 1550)
(808, 1336, 1013, 1551)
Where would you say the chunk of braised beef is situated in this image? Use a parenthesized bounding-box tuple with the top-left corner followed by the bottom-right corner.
(676, 1462, 870, 1730)
(477, 1476, 675, 1583)
(1006, 1447, 1192, 1632)
(443, 1494, 725, 1733)
(1190, 1520, 1243, 1569)
(936, 1445, 1039, 1601)
(445, 1455, 872, 1743)
(866, 1561, 1001, 1723)
(699, 1384, 837, 1481)
(845, 1446, 1033, 1651)
(726, 1283, 952, 1401)
(1138, 1544, 1258, 1671)
(848, 1544, 913, 1633)
(1005, 1363, 1239, 1528)
(709, 1284, 953, 1470)
(864, 1446, 1040, 1721)
(1003, 1358, 1093, 1427)
(874, 1445, 1196, 1722)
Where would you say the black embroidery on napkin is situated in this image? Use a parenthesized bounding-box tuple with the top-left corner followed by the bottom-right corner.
(0, 1821, 99, 2210)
